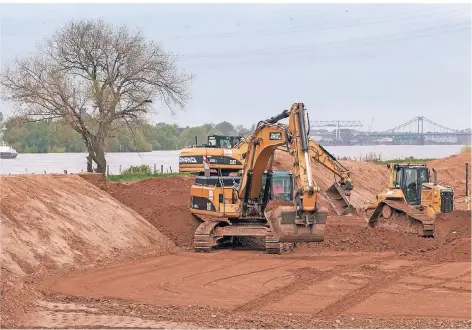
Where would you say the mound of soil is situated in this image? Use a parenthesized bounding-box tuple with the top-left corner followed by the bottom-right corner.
(0, 174, 177, 328)
(98, 176, 200, 248)
(423, 210, 471, 262)
(1, 175, 175, 277)
(297, 210, 471, 262)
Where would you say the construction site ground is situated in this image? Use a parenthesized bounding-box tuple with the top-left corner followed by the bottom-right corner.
(1, 152, 471, 328)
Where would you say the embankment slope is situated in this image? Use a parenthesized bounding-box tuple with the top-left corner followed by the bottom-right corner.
(1, 174, 176, 277)
(95, 175, 200, 248)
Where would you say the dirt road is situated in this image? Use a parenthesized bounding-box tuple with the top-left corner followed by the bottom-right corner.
(35, 248, 470, 328)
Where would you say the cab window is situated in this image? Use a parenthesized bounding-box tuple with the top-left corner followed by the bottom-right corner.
(208, 136, 217, 146)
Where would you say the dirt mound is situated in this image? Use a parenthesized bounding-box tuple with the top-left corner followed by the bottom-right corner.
(426, 152, 471, 210)
(0, 175, 176, 277)
(297, 211, 471, 262)
(273, 151, 388, 211)
(297, 216, 439, 255)
(423, 210, 471, 262)
(97, 176, 200, 248)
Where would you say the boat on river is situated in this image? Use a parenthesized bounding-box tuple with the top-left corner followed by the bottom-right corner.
(0, 142, 18, 159)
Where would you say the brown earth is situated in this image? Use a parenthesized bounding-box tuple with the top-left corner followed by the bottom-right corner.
(0, 174, 176, 327)
(2, 152, 471, 328)
(93, 175, 200, 248)
(1, 174, 176, 276)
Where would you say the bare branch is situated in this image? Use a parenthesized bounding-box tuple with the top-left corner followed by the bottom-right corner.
(0, 18, 193, 173)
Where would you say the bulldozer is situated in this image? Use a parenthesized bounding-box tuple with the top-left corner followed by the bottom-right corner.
(363, 163, 454, 237)
(189, 103, 354, 254)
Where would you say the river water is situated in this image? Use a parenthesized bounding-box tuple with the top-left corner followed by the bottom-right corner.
(0, 145, 465, 175)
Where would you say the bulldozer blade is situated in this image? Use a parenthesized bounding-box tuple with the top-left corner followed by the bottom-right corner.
(368, 201, 434, 237)
(264, 206, 325, 243)
(324, 183, 355, 216)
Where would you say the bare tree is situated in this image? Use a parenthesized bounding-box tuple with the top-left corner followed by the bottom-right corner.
(1, 19, 193, 173)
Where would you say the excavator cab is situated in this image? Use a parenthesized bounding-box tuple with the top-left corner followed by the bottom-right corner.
(207, 135, 242, 148)
(260, 171, 293, 201)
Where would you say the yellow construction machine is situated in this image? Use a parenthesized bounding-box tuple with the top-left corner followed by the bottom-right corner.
(363, 163, 454, 237)
(179, 110, 295, 176)
(179, 135, 247, 176)
(189, 103, 354, 254)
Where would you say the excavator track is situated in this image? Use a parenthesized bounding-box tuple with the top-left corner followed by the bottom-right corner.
(193, 221, 223, 252)
(368, 201, 434, 237)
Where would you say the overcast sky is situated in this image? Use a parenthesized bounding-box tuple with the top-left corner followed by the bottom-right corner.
(0, 3, 470, 131)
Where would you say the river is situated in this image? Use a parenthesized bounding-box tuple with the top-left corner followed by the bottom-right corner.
(0, 145, 465, 175)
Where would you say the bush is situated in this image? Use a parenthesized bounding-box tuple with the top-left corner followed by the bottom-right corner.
(121, 164, 153, 175)
(460, 145, 471, 153)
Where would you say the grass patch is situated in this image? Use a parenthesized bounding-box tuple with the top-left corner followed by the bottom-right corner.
(375, 156, 435, 165)
(107, 172, 190, 182)
(107, 164, 190, 182)
(460, 144, 471, 153)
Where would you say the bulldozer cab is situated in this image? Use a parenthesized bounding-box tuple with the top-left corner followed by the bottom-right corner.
(207, 135, 242, 148)
(392, 164, 430, 205)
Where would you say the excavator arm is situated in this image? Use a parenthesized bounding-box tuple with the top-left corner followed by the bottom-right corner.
(236, 103, 350, 242)
(308, 140, 353, 191)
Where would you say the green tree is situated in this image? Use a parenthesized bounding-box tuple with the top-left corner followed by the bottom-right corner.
(215, 121, 237, 136)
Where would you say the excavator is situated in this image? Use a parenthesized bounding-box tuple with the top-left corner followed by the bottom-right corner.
(363, 163, 454, 237)
(179, 135, 247, 176)
(189, 103, 354, 254)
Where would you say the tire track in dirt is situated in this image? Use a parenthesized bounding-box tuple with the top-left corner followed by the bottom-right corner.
(233, 265, 348, 313)
(313, 264, 423, 318)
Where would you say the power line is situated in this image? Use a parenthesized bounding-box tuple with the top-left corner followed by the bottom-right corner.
(171, 21, 470, 59)
(163, 4, 466, 40)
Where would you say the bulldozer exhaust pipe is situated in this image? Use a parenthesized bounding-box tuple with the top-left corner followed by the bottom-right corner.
(432, 168, 437, 186)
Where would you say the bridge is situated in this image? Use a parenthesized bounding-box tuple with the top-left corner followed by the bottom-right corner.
(311, 116, 470, 145)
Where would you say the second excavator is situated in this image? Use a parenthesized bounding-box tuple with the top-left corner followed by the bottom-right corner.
(189, 103, 354, 254)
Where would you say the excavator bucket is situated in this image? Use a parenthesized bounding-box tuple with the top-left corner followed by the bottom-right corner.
(368, 201, 434, 237)
(264, 205, 325, 243)
(324, 182, 355, 215)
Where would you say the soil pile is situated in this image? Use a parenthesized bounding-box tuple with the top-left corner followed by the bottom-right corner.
(423, 210, 471, 262)
(0, 175, 176, 276)
(297, 210, 471, 262)
(98, 176, 200, 248)
(426, 152, 471, 210)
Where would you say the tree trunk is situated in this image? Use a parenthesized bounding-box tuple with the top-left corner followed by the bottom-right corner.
(93, 146, 107, 174)
(86, 155, 93, 173)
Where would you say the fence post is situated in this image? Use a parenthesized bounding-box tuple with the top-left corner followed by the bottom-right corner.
(107, 165, 110, 176)
(154, 163, 157, 174)
(119, 165, 122, 174)
(161, 164, 164, 174)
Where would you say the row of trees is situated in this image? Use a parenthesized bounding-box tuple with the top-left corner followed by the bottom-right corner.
(1, 116, 254, 153)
